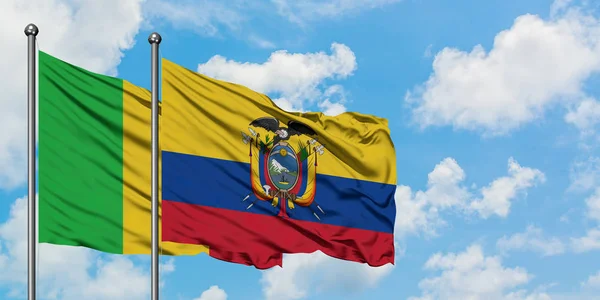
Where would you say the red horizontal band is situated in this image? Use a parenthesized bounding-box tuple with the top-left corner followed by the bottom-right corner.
(162, 200, 395, 269)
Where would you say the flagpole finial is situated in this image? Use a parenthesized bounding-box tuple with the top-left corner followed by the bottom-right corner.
(148, 32, 162, 44)
(24, 24, 39, 36)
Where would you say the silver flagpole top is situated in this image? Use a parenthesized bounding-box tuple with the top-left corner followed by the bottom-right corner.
(148, 32, 162, 44)
(24, 24, 39, 36)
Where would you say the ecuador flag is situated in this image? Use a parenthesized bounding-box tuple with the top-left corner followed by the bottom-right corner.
(38, 51, 208, 256)
(160, 58, 397, 269)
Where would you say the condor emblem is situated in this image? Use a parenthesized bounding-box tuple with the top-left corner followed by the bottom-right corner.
(241, 117, 326, 220)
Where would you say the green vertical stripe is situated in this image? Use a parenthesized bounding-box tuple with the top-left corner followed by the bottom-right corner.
(38, 51, 125, 253)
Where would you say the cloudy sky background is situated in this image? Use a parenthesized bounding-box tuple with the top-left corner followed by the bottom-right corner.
(1, 0, 600, 299)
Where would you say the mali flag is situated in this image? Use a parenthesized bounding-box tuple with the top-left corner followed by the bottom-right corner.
(38, 51, 210, 256)
(160, 58, 397, 269)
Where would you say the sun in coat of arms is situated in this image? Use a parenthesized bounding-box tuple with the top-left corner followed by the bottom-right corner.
(240, 117, 326, 220)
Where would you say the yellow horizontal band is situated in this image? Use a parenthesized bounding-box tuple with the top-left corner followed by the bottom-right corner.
(161, 58, 396, 185)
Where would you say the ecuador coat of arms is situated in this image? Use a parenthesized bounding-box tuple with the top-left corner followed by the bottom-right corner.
(241, 117, 326, 220)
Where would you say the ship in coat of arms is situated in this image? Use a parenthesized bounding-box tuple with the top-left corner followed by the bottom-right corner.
(240, 116, 326, 220)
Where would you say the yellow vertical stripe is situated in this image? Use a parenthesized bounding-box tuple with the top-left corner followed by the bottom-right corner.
(122, 80, 209, 255)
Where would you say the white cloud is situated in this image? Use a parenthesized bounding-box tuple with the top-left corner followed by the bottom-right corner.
(0, 196, 172, 299)
(569, 156, 600, 192)
(317, 99, 347, 116)
(316, 85, 348, 116)
(72, 257, 149, 300)
(194, 285, 228, 300)
(142, 0, 399, 47)
(581, 270, 600, 289)
(248, 35, 277, 49)
(550, 0, 574, 18)
(406, 5, 600, 136)
(496, 225, 566, 257)
(144, 0, 401, 35)
(197, 43, 357, 113)
(585, 188, 600, 222)
(565, 98, 600, 137)
(160, 258, 175, 274)
(504, 290, 553, 300)
(271, 0, 401, 25)
(571, 228, 600, 253)
(0, 0, 145, 189)
(395, 157, 545, 237)
(570, 188, 600, 253)
(409, 244, 550, 300)
(569, 184, 600, 253)
(423, 44, 434, 58)
(260, 251, 394, 300)
(394, 158, 469, 237)
(143, 0, 245, 37)
(469, 158, 546, 218)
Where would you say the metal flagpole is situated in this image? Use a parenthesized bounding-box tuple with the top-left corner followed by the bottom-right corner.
(24, 23, 39, 300)
(148, 32, 162, 300)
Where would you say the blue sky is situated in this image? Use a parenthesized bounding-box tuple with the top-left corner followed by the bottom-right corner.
(1, 0, 600, 299)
